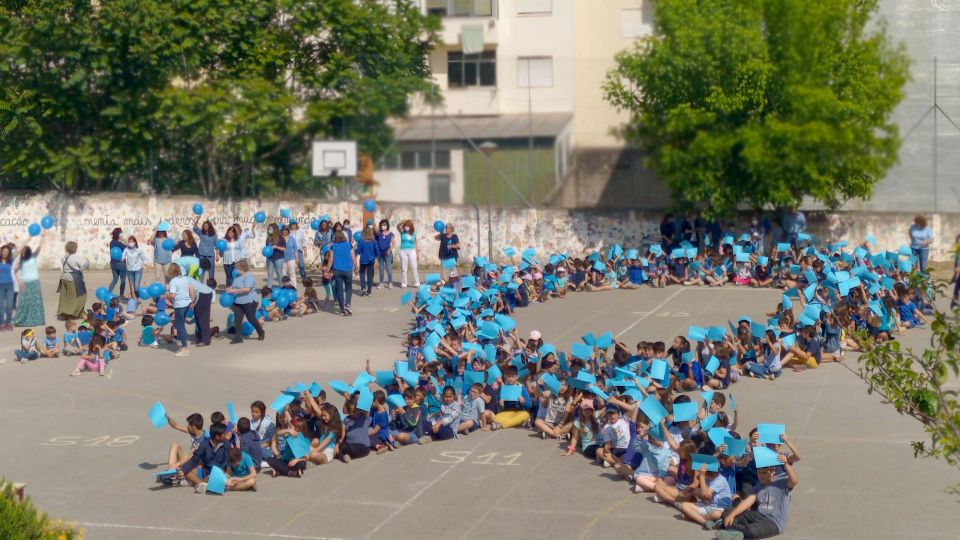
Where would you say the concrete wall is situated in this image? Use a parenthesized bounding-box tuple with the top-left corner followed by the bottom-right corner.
(1, 193, 956, 270)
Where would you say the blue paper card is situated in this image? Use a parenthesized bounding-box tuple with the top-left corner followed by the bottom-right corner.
(575, 370, 597, 384)
(581, 332, 596, 346)
(288, 433, 311, 459)
(723, 436, 748, 457)
(672, 402, 698, 422)
(486, 365, 502, 384)
(707, 427, 729, 447)
(757, 423, 785, 444)
(753, 446, 782, 468)
(329, 380, 351, 395)
(538, 344, 557, 357)
(226, 401, 238, 424)
(803, 283, 817, 302)
(649, 359, 668, 381)
(571, 343, 594, 360)
(640, 395, 668, 424)
(595, 332, 614, 349)
(375, 370, 396, 388)
(271, 393, 296, 413)
(442, 258, 457, 270)
(707, 326, 726, 342)
(699, 390, 715, 406)
(588, 385, 610, 400)
(356, 389, 374, 412)
(154, 468, 178, 477)
(400, 291, 413, 305)
(149, 401, 166, 430)
(776, 242, 791, 252)
(687, 325, 708, 342)
(681, 351, 695, 363)
(387, 394, 406, 408)
(735, 252, 750, 263)
(206, 466, 227, 495)
(691, 453, 720, 472)
(426, 273, 441, 284)
(540, 373, 561, 395)
(701, 413, 718, 431)
(500, 384, 522, 402)
(781, 333, 796, 349)
(750, 322, 766, 339)
(309, 381, 323, 398)
(704, 356, 721, 374)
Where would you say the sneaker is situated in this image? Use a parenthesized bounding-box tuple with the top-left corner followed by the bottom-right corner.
(714, 532, 744, 540)
(376, 284, 383, 290)
(386, 284, 392, 290)
(345, 306, 353, 316)
(99, 368, 105, 376)
(19, 357, 28, 364)
(341, 454, 351, 464)
(652, 495, 661, 504)
(175, 349, 191, 357)
(376, 445, 388, 455)
(150, 341, 159, 348)
(70, 369, 81, 377)
(601, 460, 610, 468)
(632, 484, 643, 494)
(704, 520, 719, 531)
(491, 422, 501, 431)
(414, 282, 421, 287)
(540, 431, 547, 440)
(418, 436, 432, 445)
(194, 482, 207, 495)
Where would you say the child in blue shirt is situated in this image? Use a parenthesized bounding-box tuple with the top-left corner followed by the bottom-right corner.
(39, 326, 60, 358)
(62, 320, 81, 356)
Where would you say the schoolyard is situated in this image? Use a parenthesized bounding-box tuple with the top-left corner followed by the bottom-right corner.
(0, 270, 957, 540)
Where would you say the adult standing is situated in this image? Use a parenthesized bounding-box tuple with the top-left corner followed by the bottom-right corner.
(164, 264, 196, 358)
(290, 220, 307, 281)
(281, 226, 298, 289)
(375, 219, 395, 289)
(326, 231, 357, 316)
(265, 224, 285, 288)
(107, 227, 127, 299)
(909, 215, 933, 274)
(355, 223, 380, 296)
(13, 242, 45, 327)
(435, 223, 460, 278)
(57, 241, 89, 320)
(191, 272, 214, 347)
(122, 236, 149, 294)
(225, 260, 265, 343)
(192, 216, 219, 280)
(149, 222, 173, 282)
(397, 220, 420, 288)
(313, 219, 333, 260)
(234, 221, 256, 260)
(222, 226, 243, 287)
(659, 214, 675, 251)
(0, 245, 14, 330)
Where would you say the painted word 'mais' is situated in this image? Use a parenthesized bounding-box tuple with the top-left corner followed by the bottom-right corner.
(430, 451, 521, 466)
(41, 436, 140, 447)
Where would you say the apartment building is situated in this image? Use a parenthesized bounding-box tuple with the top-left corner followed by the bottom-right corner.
(377, 0, 654, 207)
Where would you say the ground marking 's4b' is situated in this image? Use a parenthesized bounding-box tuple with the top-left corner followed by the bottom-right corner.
(431, 451, 521, 466)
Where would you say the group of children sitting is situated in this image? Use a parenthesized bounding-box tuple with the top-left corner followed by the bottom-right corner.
(149, 230, 938, 539)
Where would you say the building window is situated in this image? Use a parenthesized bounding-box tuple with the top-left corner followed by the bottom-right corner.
(434, 149, 451, 169)
(381, 149, 451, 170)
(517, 0, 551, 15)
(429, 174, 451, 204)
(448, 51, 497, 88)
(621, 6, 652, 38)
(451, 0, 493, 17)
(517, 56, 553, 88)
(426, 0, 447, 16)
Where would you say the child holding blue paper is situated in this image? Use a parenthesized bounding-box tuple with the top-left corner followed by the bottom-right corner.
(744, 330, 781, 380)
(266, 411, 307, 477)
(165, 413, 206, 475)
(710, 453, 798, 539)
(678, 460, 732, 527)
(494, 366, 533, 429)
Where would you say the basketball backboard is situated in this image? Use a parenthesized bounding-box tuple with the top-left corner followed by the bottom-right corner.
(312, 140, 358, 177)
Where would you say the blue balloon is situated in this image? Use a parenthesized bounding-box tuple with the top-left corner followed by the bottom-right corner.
(110, 246, 123, 261)
(241, 321, 254, 336)
(363, 199, 376, 212)
(280, 208, 291, 218)
(141, 327, 156, 345)
(262, 246, 274, 258)
(95, 287, 110, 302)
(310, 219, 321, 231)
(41, 215, 55, 230)
(254, 211, 266, 223)
(433, 220, 445, 233)
(27, 223, 41, 237)
(147, 282, 165, 298)
(215, 239, 228, 252)
(275, 296, 290, 310)
(219, 293, 235, 308)
(154, 312, 170, 326)
(137, 287, 150, 300)
(161, 238, 175, 251)
(353, 231, 361, 242)
(192, 203, 204, 216)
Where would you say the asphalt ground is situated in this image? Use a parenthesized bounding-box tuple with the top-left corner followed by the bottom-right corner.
(0, 271, 958, 540)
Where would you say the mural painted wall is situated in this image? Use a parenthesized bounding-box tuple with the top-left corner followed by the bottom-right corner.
(0, 192, 956, 270)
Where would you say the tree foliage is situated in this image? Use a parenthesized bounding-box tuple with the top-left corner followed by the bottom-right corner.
(0, 0, 439, 196)
(604, 0, 909, 217)
(0, 480, 82, 539)
(857, 278, 960, 492)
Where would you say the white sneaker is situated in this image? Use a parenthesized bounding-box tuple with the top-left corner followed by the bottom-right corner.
(418, 436, 432, 445)
(195, 482, 207, 495)
(150, 342, 159, 348)
(414, 282, 421, 287)
(652, 495, 661, 503)
(175, 349, 191, 357)
(70, 369, 81, 377)
(602, 460, 610, 468)
(386, 284, 392, 290)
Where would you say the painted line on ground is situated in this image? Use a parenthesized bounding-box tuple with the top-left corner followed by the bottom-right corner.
(74, 522, 342, 539)
(615, 287, 686, 339)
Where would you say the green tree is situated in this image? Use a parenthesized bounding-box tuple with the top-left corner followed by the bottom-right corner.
(0, 0, 438, 196)
(857, 277, 960, 492)
(604, 0, 909, 217)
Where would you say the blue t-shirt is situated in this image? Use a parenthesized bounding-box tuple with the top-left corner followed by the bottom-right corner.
(355, 239, 380, 265)
(230, 451, 255, 478)
(708, 474, 733, 508)
(331, 241, 354, 272)
(284, 237, 298, 262)
(400, 232, 416, 250)
(232, 273, 259, 305)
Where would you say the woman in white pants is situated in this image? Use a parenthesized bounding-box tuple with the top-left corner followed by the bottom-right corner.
(397, 220, 420, 288)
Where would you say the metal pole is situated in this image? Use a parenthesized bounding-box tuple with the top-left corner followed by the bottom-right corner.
(933, 57, 939, 213)
(527, 61, 535, 204)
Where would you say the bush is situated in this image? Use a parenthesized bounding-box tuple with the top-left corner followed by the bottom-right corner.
(0, 480, 82, 539)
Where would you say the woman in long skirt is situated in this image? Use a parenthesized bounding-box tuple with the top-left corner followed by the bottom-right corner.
(57, 241, 89, 320)
(13, 244, 45, 327)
